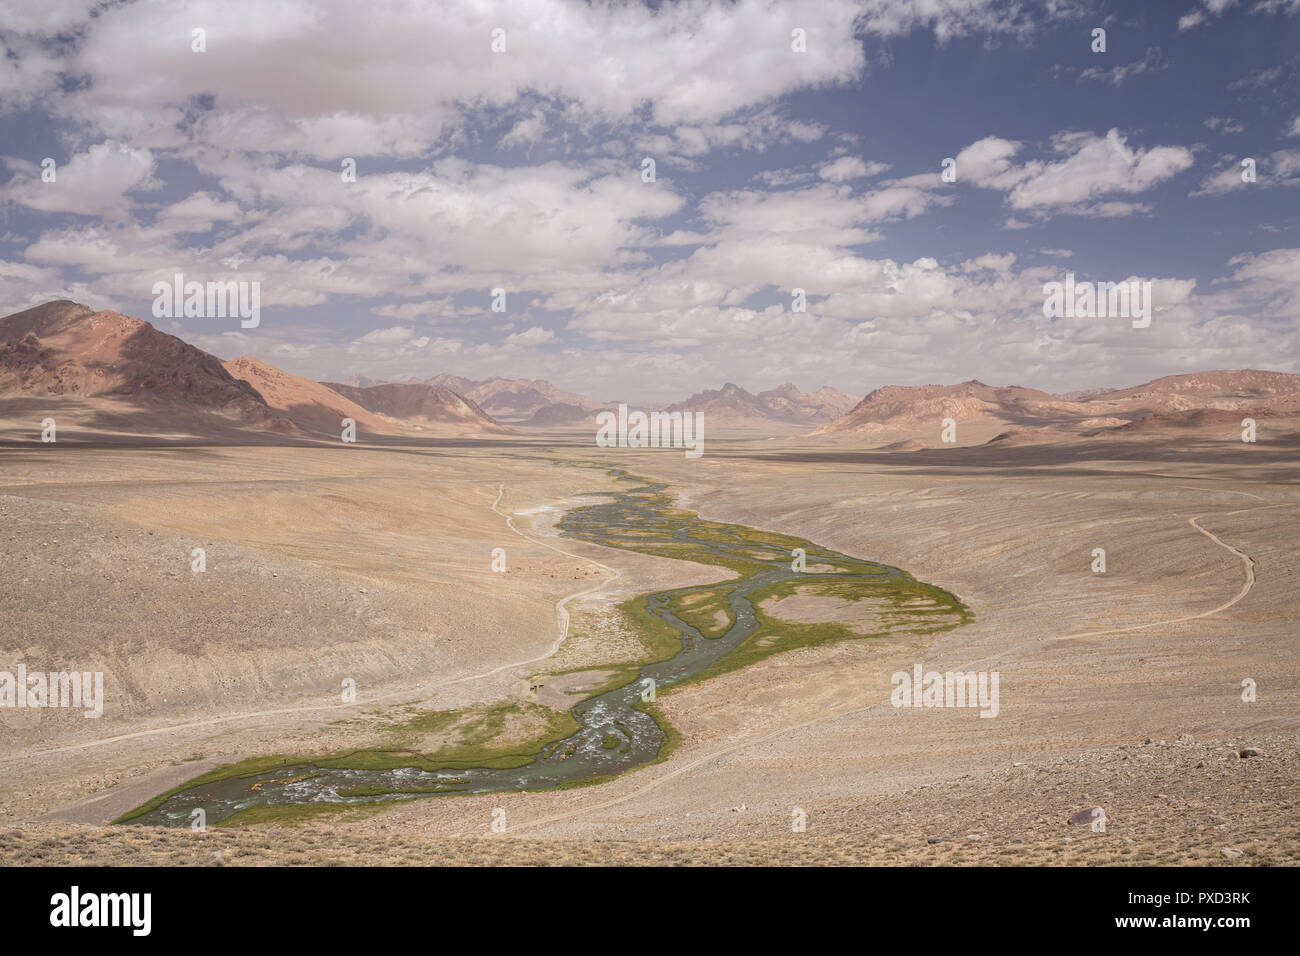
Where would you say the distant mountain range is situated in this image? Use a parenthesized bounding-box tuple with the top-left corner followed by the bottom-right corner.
(4, 299, 1297, 447)
(813, 373, 1300, 447)
(0, 301, 508, 440)
(352, 374, 856, 428)
(665, 381, 857, 426)
(425, 374, 604, 421)
(324, 381, 512, 433)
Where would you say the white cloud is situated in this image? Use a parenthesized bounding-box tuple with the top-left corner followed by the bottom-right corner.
(953, 130, 1192, 220)
(1192, 149, 1300, 195)
(11, 0, 870, 158)
(817, 156, 890, 182)
(2, 1, 1295, 401)
(1016, 131, 1190, 215)
(1223, 246, 1300, 318)
(154, 192, 244, 230)
(1182, 0, 1298, 34)
(1204, 116, 1245, 135)
(752, 168, 817, 187)
(1191, 157, 1251, 196)
(499, 109, 549, 149)
(1, 142, 157, 218)
(962, 253, 1016, 274)
(1229, 64, 1283, 89)
(1178, 0, 1240, 30)
(358, 326, 419, 345)
(954, 137, 1028, 190)
(1080, 47, 1170, 86)
(856, 0, 1057, 41)
(504, 326, 556, 347)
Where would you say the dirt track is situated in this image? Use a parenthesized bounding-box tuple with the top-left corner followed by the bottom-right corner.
(1, 428, 1297, 863)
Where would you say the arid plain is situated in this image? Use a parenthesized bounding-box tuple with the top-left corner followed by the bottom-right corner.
(2, 420, 1296, 865)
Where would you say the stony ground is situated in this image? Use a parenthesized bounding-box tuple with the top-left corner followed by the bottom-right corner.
(1, 429, 1297, 866)
(3, 731, 1293, 865)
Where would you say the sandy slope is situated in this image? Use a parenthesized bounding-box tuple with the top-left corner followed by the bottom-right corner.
(224, 356, 397, 436)
(0, 429, 1296, 865)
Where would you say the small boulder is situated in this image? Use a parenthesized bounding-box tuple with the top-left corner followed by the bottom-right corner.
(1069, 806, 1107, 826)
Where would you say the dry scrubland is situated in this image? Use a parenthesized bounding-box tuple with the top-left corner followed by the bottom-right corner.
(1, 425, 1297, 865)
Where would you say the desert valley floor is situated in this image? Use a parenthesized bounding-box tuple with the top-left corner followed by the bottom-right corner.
(0, 429, 1297, 865)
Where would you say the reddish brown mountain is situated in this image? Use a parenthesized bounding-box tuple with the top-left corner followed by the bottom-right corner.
(323, 382, 514, 434)
(225, 357, 397, 436)
(0, 299, 293, 432)
(520, 402, 604, 427)
(757, 383, 858, 422)
(1080, 370, 1300, 413)
(815, 380, 1062, 435)
(424, 374, 602, 420)
(814, 371, 1300, 446)
(0, 300, 521, 440)
(666, 382, 857, 426)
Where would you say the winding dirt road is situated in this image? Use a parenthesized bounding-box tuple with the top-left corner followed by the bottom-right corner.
(505, 499, 1284, 835)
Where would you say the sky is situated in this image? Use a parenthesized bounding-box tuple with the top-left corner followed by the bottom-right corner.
(1, 0, 1298, 404)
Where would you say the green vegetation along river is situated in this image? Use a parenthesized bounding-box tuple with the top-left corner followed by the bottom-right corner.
(121, 469, 969, 827)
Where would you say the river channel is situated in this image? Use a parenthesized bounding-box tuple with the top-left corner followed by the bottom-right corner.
(124, 470, 957, 826)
